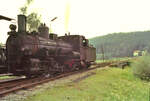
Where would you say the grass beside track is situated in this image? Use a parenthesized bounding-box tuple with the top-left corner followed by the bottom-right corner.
(96, 57, 132, 63)
(0, 76, 15, 80)
(25, 67, 149, 101)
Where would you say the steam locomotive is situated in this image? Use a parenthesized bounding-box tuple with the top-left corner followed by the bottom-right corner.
(6, 15, 96, 77)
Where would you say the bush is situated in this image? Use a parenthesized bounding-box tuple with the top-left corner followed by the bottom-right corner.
(132, 55, 150, 80)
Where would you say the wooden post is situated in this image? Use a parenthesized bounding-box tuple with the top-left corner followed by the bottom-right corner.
(101, 44, 105, 62)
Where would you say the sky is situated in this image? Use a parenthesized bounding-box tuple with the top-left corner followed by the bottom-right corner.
(1, 0, 150, 43)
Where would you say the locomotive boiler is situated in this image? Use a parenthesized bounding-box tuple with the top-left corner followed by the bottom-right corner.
(6, 15, 96, 77)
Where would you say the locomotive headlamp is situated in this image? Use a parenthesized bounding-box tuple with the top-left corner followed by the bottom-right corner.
(8, 24, 17, 35)
(9, 24, 16, 31)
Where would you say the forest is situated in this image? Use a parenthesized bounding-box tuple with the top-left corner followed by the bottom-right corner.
(89, 31, 150, 59)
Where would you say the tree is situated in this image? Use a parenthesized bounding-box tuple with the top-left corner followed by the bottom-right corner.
(27, 12, 41, 31)
(19, 0, 41, 32)
(89, 31, 150, 59)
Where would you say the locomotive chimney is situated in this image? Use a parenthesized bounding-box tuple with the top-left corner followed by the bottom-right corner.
(18, 15, 26, 32)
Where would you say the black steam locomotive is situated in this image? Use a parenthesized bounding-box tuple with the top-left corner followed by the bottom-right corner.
(6, 15, 96, 77)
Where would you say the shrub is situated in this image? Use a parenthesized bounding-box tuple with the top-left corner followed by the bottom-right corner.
(131, 55, 150, 80)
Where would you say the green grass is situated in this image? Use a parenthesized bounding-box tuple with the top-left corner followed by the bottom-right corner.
(25, 67, 149, 101)
(96, 57, 132, 63)
(131, 55, 150, 80)
(0, 76, 15, 80)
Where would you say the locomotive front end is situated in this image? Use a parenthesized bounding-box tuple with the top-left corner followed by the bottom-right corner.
(6, 15, 28, 75)
(6, 15, 75, 77)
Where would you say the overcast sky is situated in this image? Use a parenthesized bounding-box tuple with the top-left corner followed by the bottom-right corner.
(1, 0, 150, 43)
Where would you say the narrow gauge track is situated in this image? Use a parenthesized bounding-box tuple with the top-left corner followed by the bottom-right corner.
(0, 62, 112, 97)
(0, 77, 26, 84)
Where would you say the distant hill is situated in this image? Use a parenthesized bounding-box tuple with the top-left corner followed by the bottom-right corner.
(89, 31, 150, 59)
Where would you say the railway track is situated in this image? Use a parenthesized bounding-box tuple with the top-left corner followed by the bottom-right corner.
(0, 61, 114, 97)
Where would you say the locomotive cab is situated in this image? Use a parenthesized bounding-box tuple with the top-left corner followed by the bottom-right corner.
(59, 35, 96, 66)
(80, 36, 96, 64)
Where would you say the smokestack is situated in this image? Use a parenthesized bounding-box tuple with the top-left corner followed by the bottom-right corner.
(18, 15, 26, 32)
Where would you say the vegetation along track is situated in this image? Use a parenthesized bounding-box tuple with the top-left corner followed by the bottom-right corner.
(0, 61, 124, 97)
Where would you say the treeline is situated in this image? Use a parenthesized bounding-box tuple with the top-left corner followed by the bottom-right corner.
(89, 31, 150, 59)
